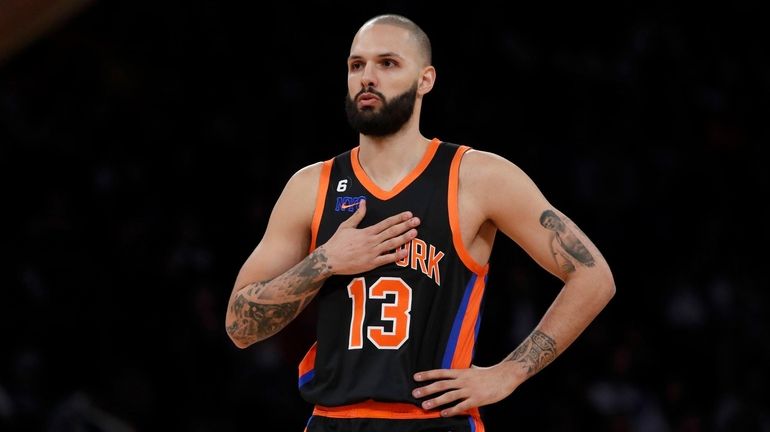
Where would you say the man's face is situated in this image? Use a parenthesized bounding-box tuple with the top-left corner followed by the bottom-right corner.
(542, 215, 565, 232)
(345, 23, 424, 136)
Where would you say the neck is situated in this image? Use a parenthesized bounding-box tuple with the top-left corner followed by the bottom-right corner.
(356, 124, 432, 191)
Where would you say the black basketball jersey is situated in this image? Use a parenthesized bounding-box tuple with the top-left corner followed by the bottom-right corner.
(298, 138, 489, 410)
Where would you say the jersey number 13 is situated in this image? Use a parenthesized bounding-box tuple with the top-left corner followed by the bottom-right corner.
(347, 277, 412, 350)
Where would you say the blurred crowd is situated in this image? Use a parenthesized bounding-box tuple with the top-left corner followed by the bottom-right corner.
(1, 2, 767, 431)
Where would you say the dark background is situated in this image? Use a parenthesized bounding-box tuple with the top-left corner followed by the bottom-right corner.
(2, 1, 768, 431)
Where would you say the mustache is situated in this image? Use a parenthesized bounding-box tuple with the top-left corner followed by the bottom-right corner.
(355, 86, 386, 101)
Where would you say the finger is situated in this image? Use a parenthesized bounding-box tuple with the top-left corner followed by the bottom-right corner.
(372, 246, 409, 266)
(367, 210, 413, 234)
(339, 199, 366, 228)
(440, 398, 475, 418)
(375, 217, 420, 244)
(377, 229, 418, 254)
(414, 369, 458, 382)
(421, 389, 464, 411)
(412, 379, 454, 398)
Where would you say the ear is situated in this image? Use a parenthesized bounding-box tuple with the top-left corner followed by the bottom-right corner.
(417, 66, 436, 96)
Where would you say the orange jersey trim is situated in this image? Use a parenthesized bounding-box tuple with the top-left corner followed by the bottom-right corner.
(350, 138, 440, 200)
(470, 407, 486, 431)
(298, 342, 317, 380)
(448, 146, 489, 275)
(309, 159, 333, 252)
(313, 400, 442, 419)
(313, 401, 484, 426)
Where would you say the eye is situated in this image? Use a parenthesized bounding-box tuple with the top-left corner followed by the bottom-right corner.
(349, 62, 363, 71)
(381, 59, 396, 68)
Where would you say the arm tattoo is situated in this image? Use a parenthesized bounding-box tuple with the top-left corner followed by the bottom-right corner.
(288, 250, 331, 295)
(227, 299, 301, 340)
(226, 249, 331, 343)
(505, 330, 557, 376)
(539, 210, 595, 272)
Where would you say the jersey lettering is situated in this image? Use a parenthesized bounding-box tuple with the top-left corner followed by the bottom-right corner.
(335, 195, 366, 212)
(395, 238, 445, 286)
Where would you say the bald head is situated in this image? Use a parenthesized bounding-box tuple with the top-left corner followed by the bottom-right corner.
(358, 14, 432, 67)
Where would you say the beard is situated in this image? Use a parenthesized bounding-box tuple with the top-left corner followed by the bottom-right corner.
(345, 82, 418, 137)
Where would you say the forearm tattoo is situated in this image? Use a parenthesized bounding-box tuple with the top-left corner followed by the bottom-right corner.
(226, 249, 331, 343)
(505, 330, 557, 376)
(226, 300, 301, 341)
(539, 210, 595, 273)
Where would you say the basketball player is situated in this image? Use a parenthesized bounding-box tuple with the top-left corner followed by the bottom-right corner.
(225, 14, 615, 432)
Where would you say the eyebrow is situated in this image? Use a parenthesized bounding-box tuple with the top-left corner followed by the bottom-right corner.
(348, 52, 403, 62)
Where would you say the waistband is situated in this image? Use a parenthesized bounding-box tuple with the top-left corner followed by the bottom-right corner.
(312, 399, 481, 421)
(313, 400, 442, 419)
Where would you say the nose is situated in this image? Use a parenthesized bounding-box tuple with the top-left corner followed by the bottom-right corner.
(360, 62, 377, 88)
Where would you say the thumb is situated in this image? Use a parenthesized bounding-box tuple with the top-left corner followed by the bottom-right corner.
(341, 199, 366, 228)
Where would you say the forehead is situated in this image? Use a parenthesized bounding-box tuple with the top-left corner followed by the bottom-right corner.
(349, 23, 420, 62)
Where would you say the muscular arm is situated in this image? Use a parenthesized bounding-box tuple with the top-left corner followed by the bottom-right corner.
(226, 247, 331, 348)
(225, 163, 324, 348)
(476, 151, 615, 381)
(413, 151, 614, 416)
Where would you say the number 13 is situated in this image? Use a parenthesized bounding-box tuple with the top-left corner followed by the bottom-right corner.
(347, 277, 413, 350)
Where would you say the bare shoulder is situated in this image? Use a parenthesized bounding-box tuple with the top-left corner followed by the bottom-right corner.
(288, 161, 325, 190)
(458, 149, 537, 192)
(279, 161, 326, 204)
(458, 148, 550, 223)
(268, 161, 327, 229)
